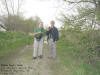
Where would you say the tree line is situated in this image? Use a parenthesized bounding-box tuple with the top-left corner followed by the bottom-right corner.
(59, 0, 100, 31)
(58, 0, 100, 66)
(0, 0, 41, 32)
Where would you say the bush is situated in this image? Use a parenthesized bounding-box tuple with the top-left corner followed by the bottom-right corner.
(0, 31, 33, 57)
(60, 30, 100, 67)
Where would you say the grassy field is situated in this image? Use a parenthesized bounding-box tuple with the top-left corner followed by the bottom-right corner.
(0, 31, 33, 57)
(0, 31, 100, 75)
(52, 31, 100, 75)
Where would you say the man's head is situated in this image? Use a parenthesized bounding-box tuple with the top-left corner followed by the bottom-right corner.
(39, 22, 43, 28)
(50, 20, 55, 28)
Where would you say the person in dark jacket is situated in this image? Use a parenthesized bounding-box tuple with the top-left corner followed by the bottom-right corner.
(46, 20, 59, 59)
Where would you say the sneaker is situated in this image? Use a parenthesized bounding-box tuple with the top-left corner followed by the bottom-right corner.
(48, 56, 52, 59)
(33, 57, 37, 59)
(39, 55, 43, 59)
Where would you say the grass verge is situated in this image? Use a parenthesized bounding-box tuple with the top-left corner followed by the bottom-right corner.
(0, 31, 33, 57)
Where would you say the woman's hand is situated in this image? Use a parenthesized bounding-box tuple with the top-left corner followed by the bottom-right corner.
(46, 27, 50, 31)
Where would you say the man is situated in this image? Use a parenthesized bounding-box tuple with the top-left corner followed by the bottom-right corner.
(46, 21, 59, 59)
(33, 22, 45, 59)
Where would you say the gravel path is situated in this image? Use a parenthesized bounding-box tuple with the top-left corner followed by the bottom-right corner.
(0, 44, 56, 75)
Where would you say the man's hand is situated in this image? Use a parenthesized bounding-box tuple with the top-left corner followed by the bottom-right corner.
(46, 27, 50, 31)
(29, 33, 35, 36)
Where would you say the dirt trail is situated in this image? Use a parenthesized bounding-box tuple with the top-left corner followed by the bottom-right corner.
(0, 44, 56, 75)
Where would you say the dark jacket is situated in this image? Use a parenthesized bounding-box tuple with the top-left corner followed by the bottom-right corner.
(46, 27, 59, 41)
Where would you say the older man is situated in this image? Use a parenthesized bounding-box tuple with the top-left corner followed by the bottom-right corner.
(46, 21, 59, 59)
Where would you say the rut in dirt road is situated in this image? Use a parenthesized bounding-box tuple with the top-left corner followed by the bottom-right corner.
(0, 44, 56, 75)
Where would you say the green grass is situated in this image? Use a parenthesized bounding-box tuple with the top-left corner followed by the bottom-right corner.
(0, 31, 33, 57)
(52, 31, 100, 75)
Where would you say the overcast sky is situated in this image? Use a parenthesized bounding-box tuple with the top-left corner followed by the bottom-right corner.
(22, 0, 79, 28)
(0, 0, 78, 28)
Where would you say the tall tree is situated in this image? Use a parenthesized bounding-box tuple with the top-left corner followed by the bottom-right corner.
(0, 0, 24, 31)
(59, 0, 100, 30)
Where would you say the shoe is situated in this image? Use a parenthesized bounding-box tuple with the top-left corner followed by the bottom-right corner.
(39, 55, 43, 59)
(52, 57, 56, 59)
(48, 56, 52, 59)
(48, 56, 56, 59)
(33, 57, 37, 59)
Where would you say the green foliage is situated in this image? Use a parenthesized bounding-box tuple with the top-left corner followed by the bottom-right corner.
(52, 30, 100, 75)
(0, 15, 41, 32)
(56, 1, 100, 75)
(0, 31, 33, 57)
(60, 0, 100, 31)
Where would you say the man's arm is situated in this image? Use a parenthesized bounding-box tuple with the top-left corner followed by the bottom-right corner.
(46, 27, 50, 35)
(41, 28, 47, 36)
(29, 28, 41, 36)
(29, 32, 41, 36)
(55, 28, 59, 41)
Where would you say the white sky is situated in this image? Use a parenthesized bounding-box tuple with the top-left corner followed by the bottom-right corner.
(0, 0, 78, 28)
(22, 0, 78, 28)
(22, 0, 62, 28)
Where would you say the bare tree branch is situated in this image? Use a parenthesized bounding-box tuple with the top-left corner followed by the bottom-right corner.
(67, 0, 95, 4)
(17, 0, 23, 15)
(4, 0, 10, 16)
(10, 0, 15, 14)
